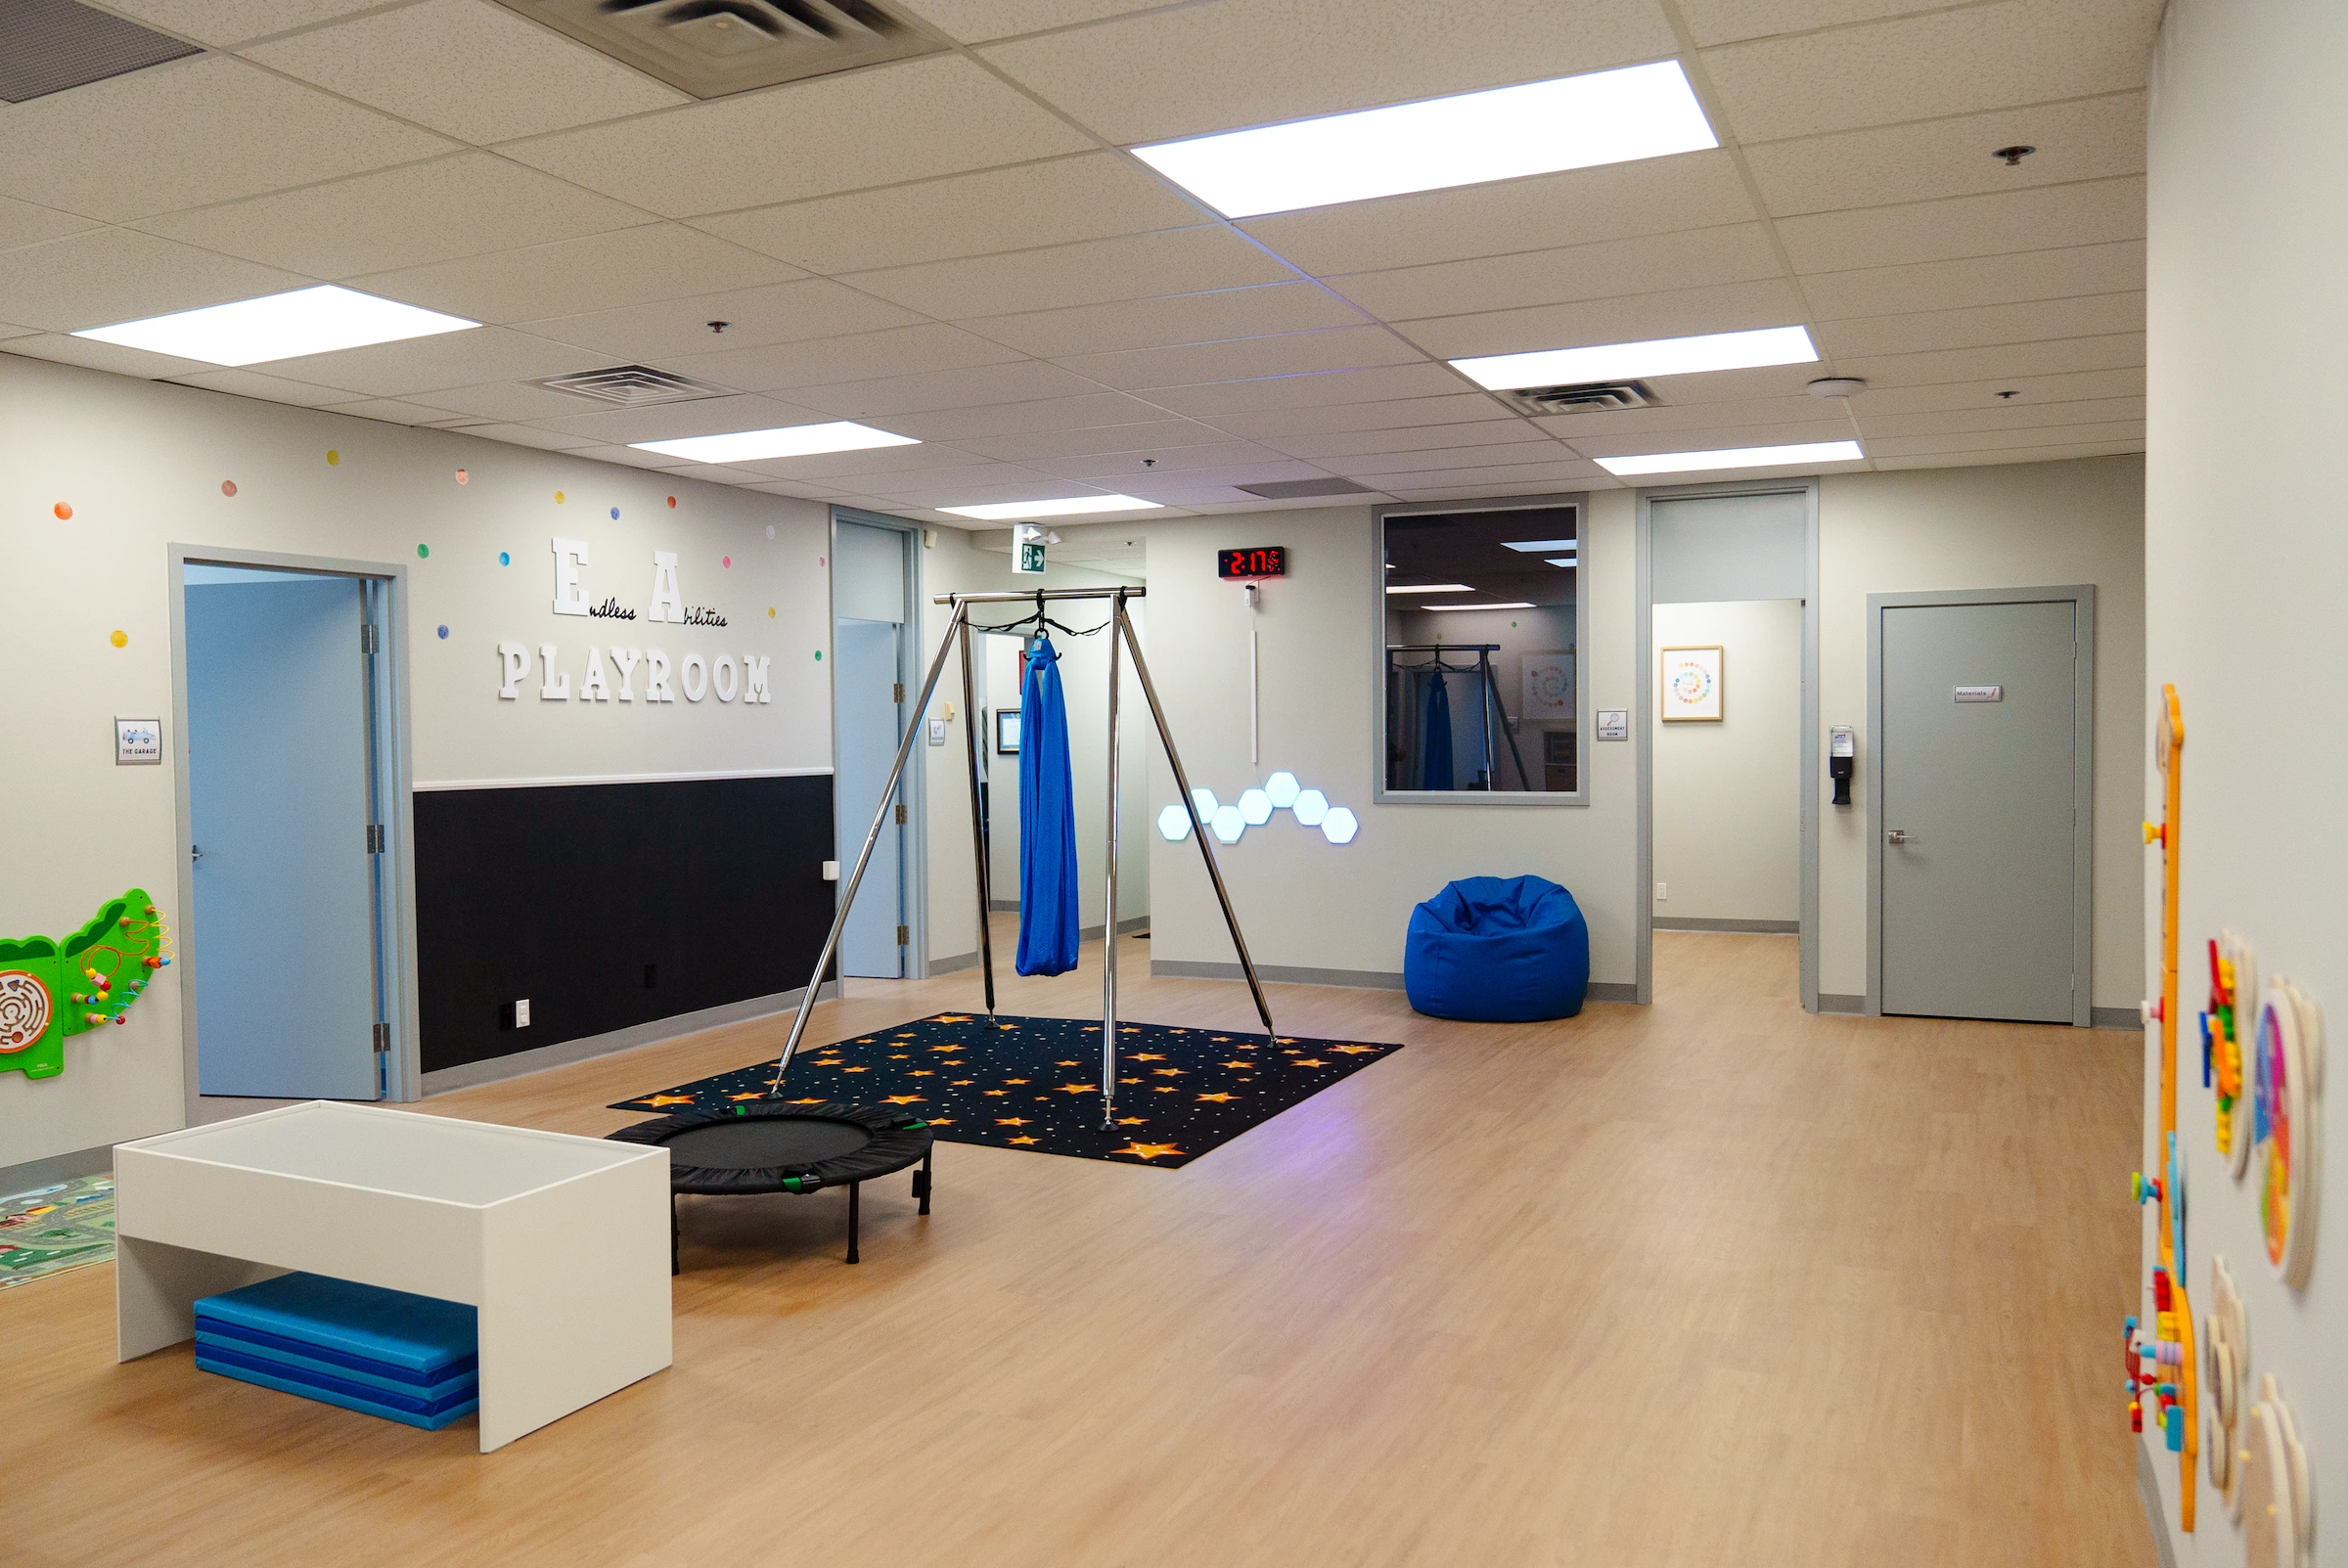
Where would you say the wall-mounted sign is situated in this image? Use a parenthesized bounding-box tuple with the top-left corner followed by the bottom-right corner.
(497, 538, 768, 706)
(1218, 546, 1287, 580)
(1954, 684, 2004, 703)
(1595, 709, 1629, 741)
(114, 718, 160, 765)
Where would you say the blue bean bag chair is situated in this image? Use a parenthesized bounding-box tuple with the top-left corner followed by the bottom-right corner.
(1405, 875, 1590, 1022)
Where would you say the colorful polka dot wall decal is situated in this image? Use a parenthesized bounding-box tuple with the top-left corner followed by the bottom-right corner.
(721, 556, 732, 568)
(498, 551, 511, 566)
(326, 450, 339, 465)
(436, 625, 449, 639)
(455, 469, 468, 484)
(767, 606, 776, 618)
(555, 490, 564, 503)
(416, 544, 429, 559)
(814, 650, 823, 661)
(220, 480, 238, 497)
(53, 503, 70, 520)
(766, 524, 776, 539)
(610, 506, 619, 519)
(110, 630, 126, 648)
(667, 496, 677, 509)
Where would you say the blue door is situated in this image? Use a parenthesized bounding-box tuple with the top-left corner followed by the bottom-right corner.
(186, 572, 382, 1098)
(835, 617, 905, 978)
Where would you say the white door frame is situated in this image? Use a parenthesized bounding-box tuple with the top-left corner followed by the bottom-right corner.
(1865, 584, 2097, 1025)
(828, 507, 930, 978)
(166, 544, 420, 1110)
(1634, 480, 1822, 1010)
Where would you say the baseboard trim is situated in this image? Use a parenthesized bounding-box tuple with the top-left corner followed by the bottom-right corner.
(420, 980, 840, 1095)
(987, 898, 1018, 913)
(1652, 917, 1800, 934)
(2092, 1006, 2142, 1032)
(0, 1141, 116, 1195)
(2137, 1440, 2177, 1568)
(1584, 981, 1639, 1005)
(1151, 960, 1405, 990)
(926, 950, 981, 976)
(1816, 993, 1866, 1014)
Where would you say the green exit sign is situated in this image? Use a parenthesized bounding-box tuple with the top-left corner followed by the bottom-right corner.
(1016, 540, 1047, 574)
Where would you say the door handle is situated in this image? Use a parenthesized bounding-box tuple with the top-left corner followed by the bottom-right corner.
(190, 843, 204, 862)
(1886, 829, 1910, 845)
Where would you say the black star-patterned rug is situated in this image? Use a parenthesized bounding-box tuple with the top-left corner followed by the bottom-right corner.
(610, 1013, 1403, 1169)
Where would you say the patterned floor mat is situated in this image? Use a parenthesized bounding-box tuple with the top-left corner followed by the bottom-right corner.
(0, 1174, 114, 1288)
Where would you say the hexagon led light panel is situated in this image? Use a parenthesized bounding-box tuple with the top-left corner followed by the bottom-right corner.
(1192, 787, 1219, 818)
(1292, 789, 1330, 827)
(1210, 805, 1247, 843)
(1265, 771, 1301, 809)
(1320, 806, 1360, 844)
(1157, 803, 1194, 841)
(1238, 788, 1274, 826)
(1154, 774, 1359, 845)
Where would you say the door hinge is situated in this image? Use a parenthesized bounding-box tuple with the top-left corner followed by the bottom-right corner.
(896, 924, 910, 947)
(894, 802, 908, 825)
(372, 1021, 390, 1053)
(893, 682, 905, 704)
(361, 624, 379, 654)
(366, 823, 385, 853)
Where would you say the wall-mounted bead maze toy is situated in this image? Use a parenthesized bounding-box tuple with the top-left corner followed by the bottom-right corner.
(0, 889, 170, 1080)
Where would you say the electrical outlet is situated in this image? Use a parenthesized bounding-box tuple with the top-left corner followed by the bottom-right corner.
(502, 998, 530, 1029)
(1655, 882, 1667, 901)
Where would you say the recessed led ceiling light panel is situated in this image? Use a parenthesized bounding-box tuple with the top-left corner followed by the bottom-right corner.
(72, 285, 477, 367)
(1596, 440, 1865, 476)
(1132, 61, 1716, 219)
(1384, 583, 1474, 594)
(631, 422, 917, 463)
(940, 495, 1162, 520)
(1453, 326, 1819, 391)
(1426, 601, 1535, 611)
(1500, 538, 1579, 552)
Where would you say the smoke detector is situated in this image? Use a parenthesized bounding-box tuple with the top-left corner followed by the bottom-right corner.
(1806, 377, 1868, 399)
(1495, 380, 1663, 417)
(494, 0, 941, 100)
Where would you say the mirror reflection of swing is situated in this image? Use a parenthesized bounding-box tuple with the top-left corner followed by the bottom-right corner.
(1382, 504, 1578, 793)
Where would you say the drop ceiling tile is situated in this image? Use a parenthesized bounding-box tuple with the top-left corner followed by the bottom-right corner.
(1328, 224, 1781, 323)
(1745, 93, 2145, 218)
(1, 333, 208, 380)
(1849, 366, 2143, 415)
(875, 478, 1128, 509)
(1114, 459, 1330, 488)
(1198, 392, 1512, 439)
(323, 396, 471, 426)
(1828, 332, 2145, 388)
(0, 195, 99, 253)
(1032, 440, 1293, 481)
(519, 279, 924, 363)
(1333, 439, 1580, 477)
(1858, 395, 2145, 437)
(655, 323, 1027, 393)
(98, 0, 388, 48)
(1820, 291, 2145, 360)
(531, 394, 839, 445)
(0, 56, 455, 223)
(883, 391, 1172, 441)
(1802, 242, 2145, 321)
(1702, 0, 2164, 143)
(978, 0, 1674, 145)
(1677, 0, 1968, 46)
(953, 420, 1226, 462)
(1870, 439, 2141, 470)
(137, 155, 653, 280)
(564, 442, 701, 472)
(0, 228, 309, 332)
(419, 379, 634, 423)
(1865, 421, 2144, 458)
(352, 224, 802, 325)
(854, 463, 1067, 497)
(1397, 279, 1808, 361)
(258, 325, 609, 397)
(449, 423, 602, 451)
(1384, 478, 1617, 500)
(787, 360, 1106, 419)
(1775, 178, 2145, 272)
(845, 227, 1296, 320)
(1563, 421, 1855, 459)
(725, 443, 997, 481)
(1269, 420, 1551, 460)
(1055, 326, 1425, 391)
(900, 0, 1169, 43)
(243, 0, 689, 145)
(1638, 364, 1837, 405)
(1147, 362, 1470, 417)
(1239, 153, 1756, 277)
(962, 282, 1369, 360)
(693, 153, 1208, 276)
(1528, 394, 1834, 439)
(1354, 458, 1604, 491)
(167, 367, 368, 408)
(502, 55, 1092, 218)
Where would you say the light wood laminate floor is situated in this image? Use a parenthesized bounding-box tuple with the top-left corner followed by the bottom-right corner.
(5, 931, 2153, 1567)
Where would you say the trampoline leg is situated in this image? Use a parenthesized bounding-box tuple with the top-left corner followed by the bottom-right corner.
(915, 1148, 932, 1215)
(670, 1195, 680, 1277)
(845, 1182, 860, 1265)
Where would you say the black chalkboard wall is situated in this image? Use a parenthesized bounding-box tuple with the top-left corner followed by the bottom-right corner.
(413, 775, 835, 1073)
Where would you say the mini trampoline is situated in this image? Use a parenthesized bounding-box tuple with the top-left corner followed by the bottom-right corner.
(606, 1101, 933, 1269)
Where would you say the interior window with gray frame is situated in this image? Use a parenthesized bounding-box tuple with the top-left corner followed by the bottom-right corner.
(1378, 501, 1584, 800)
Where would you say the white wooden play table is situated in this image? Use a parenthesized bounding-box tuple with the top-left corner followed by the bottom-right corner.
(114, 1100, 671, 1452)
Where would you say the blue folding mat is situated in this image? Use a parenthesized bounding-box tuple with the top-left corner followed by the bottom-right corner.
(193, 1271, 479, 1431)
(1016, 633, 1081, 976)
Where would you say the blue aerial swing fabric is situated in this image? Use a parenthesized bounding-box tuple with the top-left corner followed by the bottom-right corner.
(1420, 669, 1454, 790)
(1016, 635, 1081, 976)
(1404, 874, 1590, 1022)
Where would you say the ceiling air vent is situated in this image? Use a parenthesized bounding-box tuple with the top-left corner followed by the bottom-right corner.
(0, 0, 200, 104)
(531, 365, 735, 407)
(496, 0, 941, 100)
(1497, 380, 1663, 417)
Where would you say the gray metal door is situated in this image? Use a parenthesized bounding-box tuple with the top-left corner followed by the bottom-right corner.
(1879, 599, 2077, 1021)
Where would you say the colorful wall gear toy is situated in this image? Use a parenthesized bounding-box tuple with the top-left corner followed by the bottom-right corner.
(0, 890, 169, 1079)
(2206, 931, 2257, 1178)
(2252, 978, 2323, 1288)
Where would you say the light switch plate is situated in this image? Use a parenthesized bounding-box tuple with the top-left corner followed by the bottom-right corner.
(115, 717, 160, 765)
(512, 999, 529, 1028)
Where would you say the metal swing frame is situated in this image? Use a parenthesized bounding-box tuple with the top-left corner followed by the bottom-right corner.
(769, 586, 1275, 1128)
(1385, 643, 1532, 791)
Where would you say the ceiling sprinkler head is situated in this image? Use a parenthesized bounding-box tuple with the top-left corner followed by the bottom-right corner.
(707, 320, 730, 334)
(1806, 377, 1868, 399)
(1994, 144, 2036, 166)
(1142, 457, 1156, 468)
(1997, 389, 2020, 400)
